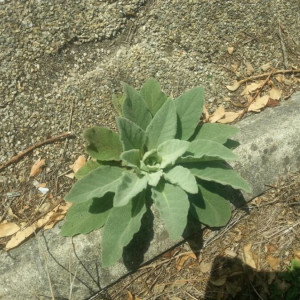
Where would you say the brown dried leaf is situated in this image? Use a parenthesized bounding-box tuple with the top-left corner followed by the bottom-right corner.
(210, 276, 227, 286)
(65, 172, 75, 179)
(283, 78, 294, 86)
(37, 183, 47, 188)
(248, 95, 269, 112)
(0, 222, 20, 238)
(6, 202, 72, 250)
(175, 253, 196, 271)
(72, 155, 86, 174)
(275, 74, 285, 83)
(261, 62, 272, 71)
(267, 99, 280, 107)
(269, 87, 282, 100)
(246, 62, 254, 76)
(209, 105, 225, 123)
(224, 249, 237, 258)
(6, 225, 36, 250)
(231, 61, 239, 72)
(227, 47, 234, 54)
(266, 255, 280, 270)
(30, 158, 45, 177)
(226, 80, 240, 91)
(127, 291, 142, 300)
(218, 111, 242, 124)
(243, 242, 257, 269)
(241, 82, 262, 96)
(7, 207, 19, 219)
(38, 202, 51, 213)
(203, 105, 210, 121)
(199, 261, 212, 273)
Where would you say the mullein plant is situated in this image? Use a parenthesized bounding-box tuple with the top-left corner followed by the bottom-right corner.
(61, 79, 251, 267)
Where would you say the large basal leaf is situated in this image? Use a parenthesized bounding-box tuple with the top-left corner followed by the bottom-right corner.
(146, 99, 177, 150)
(101, 191, 147, 267)
(61, 193, 114, 236)
(163, 166, 198, 194)
(187, 161, 251, 193)
(114, 172, 148, 207)
(65, 166, 123, 203)
(183, 139, 238, 161)
(190, 182, 231, 227)
(152, 182, 189, 240)
(140, 78, 168, 116)
(84, 127, 123, 161)
(112, 93, 125, 116)
(174, 87, 204, 140)
(120, 149, 141, 168)
(75, 160, 102, 180)
(122, 83, 152, 130)
(157, 139, 190, 168)
(116, 117, 147, 151)
(191, 123, 239, 144)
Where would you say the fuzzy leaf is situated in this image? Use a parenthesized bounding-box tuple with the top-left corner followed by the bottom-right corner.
(157, 139, 190, 168)
(61, 193, 113, 236)
(187, 161, 251, 193)
(84, 127, 123, 161)
(112, 93, 125, 116)
(114, 172, 148, 207)
(65, 166, 123, 203)
(120, 149, 141, 168)
(183, 139, 238, 161)
(152, 182, 189, 240)
(144, 170, 163, 186)
(191, 123, 239, 144)
(140, 78, 168, 116)
(75, 160, 102, 180)
(190, 181, 231, 227)
(101, 191, 147, 267)
(116, 117, 147, 151)
(146, 99, 177, 150)
(122, 83, 152, 130)
(175, 87, 204, 140)
(163, 166, 198, 194)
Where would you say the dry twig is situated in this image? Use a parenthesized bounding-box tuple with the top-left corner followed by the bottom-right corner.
(0, 132, 72, 172)
(278, 20, 289, 69)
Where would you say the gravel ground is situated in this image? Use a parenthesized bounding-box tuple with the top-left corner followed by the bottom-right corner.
(0, 0, 300, 295)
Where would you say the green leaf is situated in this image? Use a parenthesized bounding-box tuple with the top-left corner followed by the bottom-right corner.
(157, 139, 190, 168)
(187, 161, 251, 193)
(122, 83, 152, 130)
(163, 166, 198, 194)
(120, 149, 141, 168)
(75, 160, 102, 180)
(191, 123, 239, 144)
(190, 182, 232, 227)
(140, 78, 168, 116)
(112, 93, 125, 116)
(146, 99, 177, 150)
(116, 117, 147, 151)
(183, 139, 238, 161)
(174, 87, 204, 140)
(84, 127, 123, 161)
(101, 191, 147, 267)
(152, 182, 189, 240)
(65, 166, 123, 203)
(114, 172, 148, 207)
(61, 193, 113, 236)
(144, 170, 163, 186)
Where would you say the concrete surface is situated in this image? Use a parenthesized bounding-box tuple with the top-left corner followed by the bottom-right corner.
(1, 92, 300, 300)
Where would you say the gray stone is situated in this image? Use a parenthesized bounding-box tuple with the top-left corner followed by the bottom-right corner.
(1, 93, 300, 300)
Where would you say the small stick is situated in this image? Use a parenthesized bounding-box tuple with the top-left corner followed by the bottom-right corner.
(0, 132, 72, 172)
(233, 68, 300, 86)
(63, 99, 75, 154)
(278, 20, 289, 69)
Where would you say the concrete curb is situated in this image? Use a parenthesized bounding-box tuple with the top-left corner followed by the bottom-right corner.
(1, 92, 300, 300)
